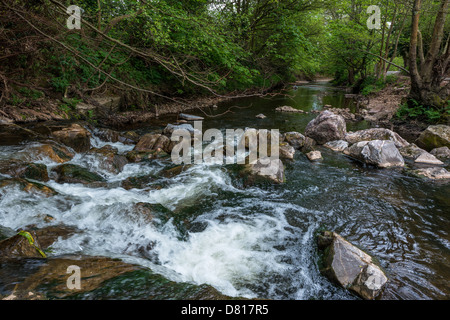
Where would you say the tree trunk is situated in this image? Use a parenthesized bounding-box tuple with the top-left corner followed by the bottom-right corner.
(409, 0, 449, 108)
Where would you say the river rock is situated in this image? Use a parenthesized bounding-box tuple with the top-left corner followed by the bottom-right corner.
(51, 164, 106, 185)
(414, 152, 444, 165)
(345, 140, 404, 168)
(430, 146, 450, 160)
(27, 225, 78, 250)
(152, 135, 172, 153)
(398, 143, 427, 160)
(283, 132, 306, 149)
(0, 124, 42, 145)
(89, 145, 128, 174)
(323, 140, 349, 152)
(0, 255, 235, 300)
(163, 123, 200, 137)
(0, 230, 45, 259)
(416, 125, 450, 151)
(94, 128, 137, 145)
(179, 113, 204, 121)
(304, 110, 347, 144)
(239, 157, 285, 185)
(306, 150, 322, 161)
(134, 133, 161, 152)
(345, 128, 409, 148)
(125, 149, 169, 163)
(413, 167, 450, 180)
(0, 161, 49, 182)
(121, 174, 160, 190)
(279, 142, 296, 160)
(317, 231, 388, 300)
(51, 123, 91, 153)
(26, 143, 75, 163)
(0, 178, 57, 197)
(255, 113, 267, 119)
(161, 164, 192, 178)
(275, 105, 305, 113)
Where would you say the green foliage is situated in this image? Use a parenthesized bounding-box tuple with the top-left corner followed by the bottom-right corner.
(396, 99, 448, 123)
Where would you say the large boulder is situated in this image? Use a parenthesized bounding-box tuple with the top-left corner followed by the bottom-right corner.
(345, 140, 404, 168)
(345, 128, 409, 148)
(51, 123, 91, 153)
(317, 231, 388, 300)
(304, 111, 347, 144)
(416, 125, 450, 151)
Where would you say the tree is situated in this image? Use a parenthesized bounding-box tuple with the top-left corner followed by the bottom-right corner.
(409, 0, 450, 108)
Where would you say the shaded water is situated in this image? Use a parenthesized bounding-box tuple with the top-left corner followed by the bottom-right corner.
(0, 82, 449, 300)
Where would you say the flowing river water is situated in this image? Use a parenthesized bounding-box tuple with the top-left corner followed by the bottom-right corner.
(0, 82, 449, 300)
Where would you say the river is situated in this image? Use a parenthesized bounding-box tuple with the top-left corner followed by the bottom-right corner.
(0, 81, 449, 300)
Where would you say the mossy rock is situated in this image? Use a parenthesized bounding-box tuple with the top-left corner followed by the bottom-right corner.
(51, 164, 106, 185)
(416, 125, 450, 151)
(0, 161, 49, 182)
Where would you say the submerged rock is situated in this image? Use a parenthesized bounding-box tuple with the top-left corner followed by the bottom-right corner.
(275, 105, 305, 113)
(416, 125, 450, 151)
(323, 140, 349, 152)
(412, 167, 450, 180)
(51, 164, 106, 185)
(345, 128, 409, 148)
(304, 110, 347, 144)
(317, 231, 388, 300)
(255, 113, 267, 119)
(345, 140, 404, 168)
(51, 123, 91, 153)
